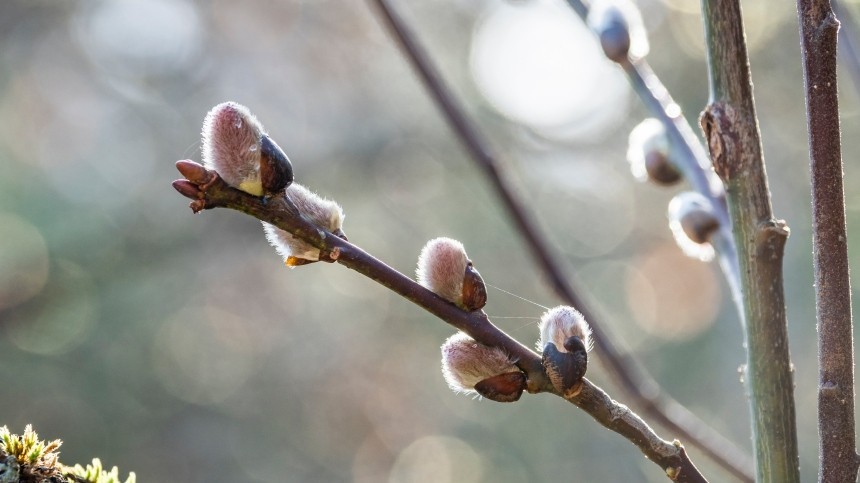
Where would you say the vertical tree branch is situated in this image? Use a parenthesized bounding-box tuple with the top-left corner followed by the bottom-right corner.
(796, 1, 860, 481)
(699, 1, 800, 481)
(369, 0, 752, 480)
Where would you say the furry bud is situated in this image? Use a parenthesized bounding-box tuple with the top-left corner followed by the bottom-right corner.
(668, 192, 719, 262)
(201, 102, 293, 197)
(263, 183, 345, 266)
(537, 306, 591, 397)
(537, 306, 593, 354)
(441, 332, 524, 402)
(587, 0, 649, 62)
(627, 118, 681, 185)
(416, 238, 487, 311)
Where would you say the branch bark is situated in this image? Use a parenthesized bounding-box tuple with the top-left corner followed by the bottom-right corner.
(370, 0, 752, 480)
(699, 1, 800, 481)
(831, 0, 860, 99)
(173, 165, 708, 482)
(796, 1, 859, 481)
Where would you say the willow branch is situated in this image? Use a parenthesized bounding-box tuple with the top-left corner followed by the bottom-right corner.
(619, 60, 742, 310)
(562, 0, 743, 326)
(796, 1, 859, 481)
(369, 0, 751, 480)
(172, 165, 707, 482)
(699, 1, 800, 481)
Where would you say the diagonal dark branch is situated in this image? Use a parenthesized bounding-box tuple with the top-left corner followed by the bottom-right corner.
(796, 1, 859, 481)
(173, 163, 708, 482)
(369, 0, 752, 481)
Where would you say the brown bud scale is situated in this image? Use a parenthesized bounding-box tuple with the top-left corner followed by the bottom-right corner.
(680, 209, 720, 244)
(172, 179, 201, 199)
(473, 371, 526, 403)
(461, 263, 487, 311)
(175, 160, 211, 185)
(542, 341, 588, 398)
(644, 151, 682, 185)
(259, 134, 294, 195)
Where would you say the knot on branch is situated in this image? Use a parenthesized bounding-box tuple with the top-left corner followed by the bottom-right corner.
(803, 3, 839, 34)
(699, 102, 741, 181)
(755, 219, 789, 260)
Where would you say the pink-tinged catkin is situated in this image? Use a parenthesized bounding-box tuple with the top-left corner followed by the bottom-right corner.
(201, 102, 267, 196)
(263, 183, 344, 264)
(441, 332, 518, 394)
(416, 237, 469, 306)
(537, 306, 593, 353)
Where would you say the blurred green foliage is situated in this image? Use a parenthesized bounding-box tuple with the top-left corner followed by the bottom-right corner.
(1, 0, 859, 481)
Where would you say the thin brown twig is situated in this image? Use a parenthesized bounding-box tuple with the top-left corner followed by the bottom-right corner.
(796, 1, 859, 481)
(172, 163, 708, 482)
(368, 0, 752, 480)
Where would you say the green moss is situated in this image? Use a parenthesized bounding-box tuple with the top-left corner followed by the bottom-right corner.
(0, 425, 63, 482)
(64, 459, 135, 483)
(0, 426, 134, 483)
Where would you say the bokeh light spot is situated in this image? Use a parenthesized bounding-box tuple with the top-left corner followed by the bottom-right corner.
(661, 0, 789, 58)
(470, 0, 629, 141)
(388, 435, 483, 483)
(0, 212, 50, 311)
(73, 0, 203, 77)
(152, 306, 262, 406)
(6, 260, 97, 355)
(625, 244, 720, 341)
